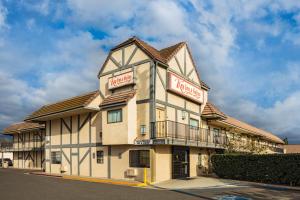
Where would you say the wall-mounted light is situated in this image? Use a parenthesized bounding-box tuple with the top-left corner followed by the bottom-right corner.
(182, 110, 186, 120)
(140, 125, 146, 135)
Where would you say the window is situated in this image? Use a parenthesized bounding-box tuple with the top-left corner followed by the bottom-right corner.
(213, 128, 220, 136)
(129, 150, 150, 168)
(97, 151, 104, 164)
(107, 109, 122, 123)
(213, 128, 220, 143)
(51, 152, 61, 164)
(189, 118, 199, 129)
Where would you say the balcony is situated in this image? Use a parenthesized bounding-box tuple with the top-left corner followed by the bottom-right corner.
(147, 121, 227, 148)
(8, 141, 45, 152)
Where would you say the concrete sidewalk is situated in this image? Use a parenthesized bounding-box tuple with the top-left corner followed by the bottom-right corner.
(153, 176, 300, 191)
(154, 177, 243, 190)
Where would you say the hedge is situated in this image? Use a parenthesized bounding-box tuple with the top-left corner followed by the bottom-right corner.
(211, 154, 300, 186)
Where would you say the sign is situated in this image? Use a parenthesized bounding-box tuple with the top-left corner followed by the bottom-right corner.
(108, 71, 134, 90)
(135, 140, 151, 145)
(167, 72, 203, 103)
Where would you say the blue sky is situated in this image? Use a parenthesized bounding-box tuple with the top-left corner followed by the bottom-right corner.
(0, 0, 300, 143)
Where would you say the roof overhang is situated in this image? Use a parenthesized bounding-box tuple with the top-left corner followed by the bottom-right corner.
(202, 114, 227, 120)
(26, 106, 99, 122)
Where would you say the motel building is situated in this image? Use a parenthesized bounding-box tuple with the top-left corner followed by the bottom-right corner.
(3, 37, 284, 182)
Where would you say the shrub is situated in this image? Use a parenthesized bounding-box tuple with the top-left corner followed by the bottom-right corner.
(211, 154, 300, 186)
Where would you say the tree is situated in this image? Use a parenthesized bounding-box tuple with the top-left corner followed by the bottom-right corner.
(283, 137, 289, 145)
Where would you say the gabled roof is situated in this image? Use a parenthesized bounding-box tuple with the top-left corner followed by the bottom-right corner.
(100, 90, 136, 108)
(3, 122, 44, 134)
(159, 42, 186, 61)
(222, 116, 284, 144)
(111, 36, 167, 64)
(202, 102, 226, 119)
(26, 91, 99, 121)
(98, 37, 204, 87)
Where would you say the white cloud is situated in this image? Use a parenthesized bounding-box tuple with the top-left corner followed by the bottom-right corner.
(0, 31, 105, 129)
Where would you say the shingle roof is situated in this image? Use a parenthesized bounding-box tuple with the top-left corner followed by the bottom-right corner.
(26, 91, 99, 120)
(111, 37, 167, 64)
(223, 116, 284, 144)
(202, 102, 226, 119)
(3, 122, 44, 134)
(100, 90, 136, 108)
(284, 145, 300, 153)
(159, 42, 186, 61)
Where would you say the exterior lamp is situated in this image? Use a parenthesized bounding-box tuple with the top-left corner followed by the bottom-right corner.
(182, 110, 186, 120)
(140, 125, 146, 135)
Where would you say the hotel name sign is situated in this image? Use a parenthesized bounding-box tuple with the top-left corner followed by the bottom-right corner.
(167, 72, 204, 104)
(108, 70, 134, 90)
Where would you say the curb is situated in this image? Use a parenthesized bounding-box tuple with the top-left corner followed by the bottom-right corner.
(29, 172, 146, 187)
(28, 172, 63, 178)
(62, 175, 144, 187)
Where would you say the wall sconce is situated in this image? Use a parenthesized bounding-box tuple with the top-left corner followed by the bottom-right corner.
(140, 125, 146, 135)
(182, 110, 186, 120)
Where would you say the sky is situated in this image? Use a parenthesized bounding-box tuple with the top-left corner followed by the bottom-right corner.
(0, 0, 300, 143)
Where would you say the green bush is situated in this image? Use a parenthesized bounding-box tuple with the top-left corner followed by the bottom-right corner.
(211, 154, 300, 186)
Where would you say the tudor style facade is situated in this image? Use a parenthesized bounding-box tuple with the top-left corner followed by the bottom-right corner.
(3, 37, 284, 182)
(3, 122, 45, 169)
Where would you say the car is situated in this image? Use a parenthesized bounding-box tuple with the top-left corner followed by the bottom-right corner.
(0, 158, 13, 167)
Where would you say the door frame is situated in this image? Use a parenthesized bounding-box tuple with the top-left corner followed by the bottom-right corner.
(171, 146, 190, 179)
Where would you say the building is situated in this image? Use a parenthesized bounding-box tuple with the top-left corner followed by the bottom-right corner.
(284, 145, 300, 153)
(2, 122, 45, 169)
(3, 37, 284, 182)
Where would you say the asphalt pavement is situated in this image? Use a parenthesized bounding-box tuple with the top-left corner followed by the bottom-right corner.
(0, 168, 299, 200)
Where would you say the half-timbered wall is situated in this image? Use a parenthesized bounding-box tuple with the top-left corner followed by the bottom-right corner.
(44, 112, 106, 177)
(99, 43, 152, 144)
(155, 44, 206, 127)
(12, 130, 45, 169)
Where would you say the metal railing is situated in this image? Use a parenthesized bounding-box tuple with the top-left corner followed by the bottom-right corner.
(151, 120, 227, 145)
(6, 142, 45, 152)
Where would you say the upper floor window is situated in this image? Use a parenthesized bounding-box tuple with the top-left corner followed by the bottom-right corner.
(107, 109, 122, 123)
(213, 128, 220, 136)
(189, 118, 199, 129)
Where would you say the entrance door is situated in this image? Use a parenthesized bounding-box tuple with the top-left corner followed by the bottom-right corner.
(172, 146, 190, 179)
(156, 108, 165, 138)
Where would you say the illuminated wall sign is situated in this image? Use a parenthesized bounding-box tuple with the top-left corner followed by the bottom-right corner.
(108, 71, 134, 90)
(167, 72, 203, 104)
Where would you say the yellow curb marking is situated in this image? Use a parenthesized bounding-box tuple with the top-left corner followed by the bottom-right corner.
(63, 176, 141, 187)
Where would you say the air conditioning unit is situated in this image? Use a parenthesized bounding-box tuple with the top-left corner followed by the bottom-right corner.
(126, 168, 138, 177)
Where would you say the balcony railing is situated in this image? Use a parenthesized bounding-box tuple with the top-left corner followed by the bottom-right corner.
(151, 120, 227, 146)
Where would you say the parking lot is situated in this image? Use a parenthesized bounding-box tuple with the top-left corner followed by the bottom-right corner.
(0, 168, 299, 200)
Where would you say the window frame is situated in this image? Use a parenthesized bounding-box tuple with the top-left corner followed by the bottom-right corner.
(51, 151, 61, 164)
(189, 118, 199, 129)
(107, 109, 123, 124)
(96, 150, 104, 164)
(129, 150, 150, 168)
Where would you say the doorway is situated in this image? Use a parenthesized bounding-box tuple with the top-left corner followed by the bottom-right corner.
(172, 146, 190, 179)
